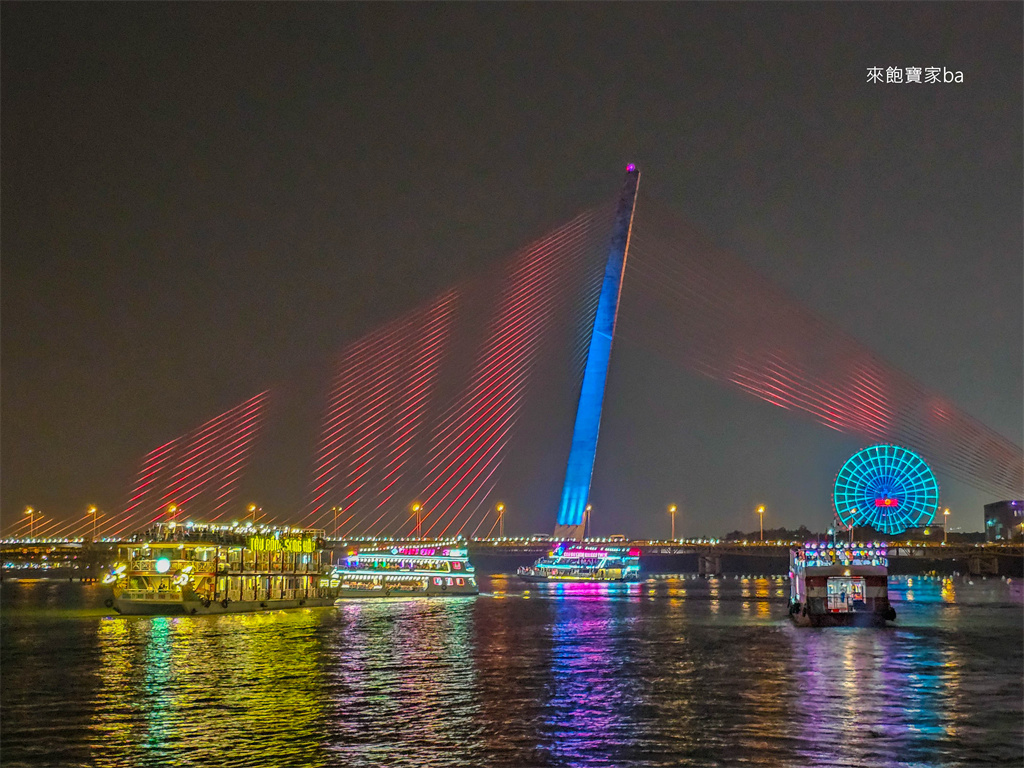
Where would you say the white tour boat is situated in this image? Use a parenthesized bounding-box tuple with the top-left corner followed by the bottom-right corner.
(332, 542, 478, 597)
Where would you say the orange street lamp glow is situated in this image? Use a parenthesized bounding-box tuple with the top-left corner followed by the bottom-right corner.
(411, 502, 423, 538)
(86, 505, 99, 541)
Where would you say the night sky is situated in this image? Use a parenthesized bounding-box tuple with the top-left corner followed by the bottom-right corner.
(3, 3, 1021, 537)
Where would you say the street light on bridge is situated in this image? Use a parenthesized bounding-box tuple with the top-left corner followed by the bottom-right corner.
(943, 508, 950, 544)
(411, 502, 423, 538)
(668, 504, 677, 540)
(86, 505, 99, 541)
(247, 503, 263, 524)
(584, 504, 592, 539)
(756, 505, 765, 542)
(24, 507, 37, 539)
(496, 503, 506, 537)
(167, 504, 178, 522)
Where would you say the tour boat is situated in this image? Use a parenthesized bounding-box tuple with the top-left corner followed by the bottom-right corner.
(104, 521, 338, 615)
(517, 543, 641, 582)
(788, 541, 896, 627)
(331, 543, 478, 597)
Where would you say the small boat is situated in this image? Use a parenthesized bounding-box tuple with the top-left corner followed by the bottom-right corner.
(788, 541, 896, 627)
(332, 542, 478, 597)
(517, 543, 641, 582)
(104, 521, 338, 615)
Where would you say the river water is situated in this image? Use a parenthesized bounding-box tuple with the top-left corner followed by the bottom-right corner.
(1, 574, 1021, 767)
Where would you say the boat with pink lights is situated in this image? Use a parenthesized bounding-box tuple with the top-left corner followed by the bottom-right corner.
(517, 543, 641, 582)
(788, 541, 896, 627)
(331, 543, 478, 597)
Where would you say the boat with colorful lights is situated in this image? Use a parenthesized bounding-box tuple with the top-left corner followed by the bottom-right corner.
(788, 541, 896, 627)
(331, 543, 478, 597)
(517, 543, 641, 582)
(104, 521, 339, 615)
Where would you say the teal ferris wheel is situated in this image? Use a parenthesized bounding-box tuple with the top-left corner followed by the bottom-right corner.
(833, 445, 939, 536)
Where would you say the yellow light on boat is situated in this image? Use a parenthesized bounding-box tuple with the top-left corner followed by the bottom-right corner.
(844, 569, 851, 576)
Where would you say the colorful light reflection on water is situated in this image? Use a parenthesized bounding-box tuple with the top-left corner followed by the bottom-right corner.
(1, 575, 1020, 767)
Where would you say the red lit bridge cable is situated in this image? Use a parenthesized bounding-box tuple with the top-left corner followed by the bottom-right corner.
(146, 396, 261, 524)
(417, 212, 608, 537)
(170, 394, 268, 519)
(619, 199, 1022, 499)
(350, 296, 457, 535)
(355, 298, 456, 509)
(112, 438, 181, 538)
(110, 393, 268, 539)
(305, 303, 436, 524)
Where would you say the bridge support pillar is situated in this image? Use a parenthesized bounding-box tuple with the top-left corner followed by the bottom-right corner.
(968, 554, 999, 576)
(698, 553, 721, 577)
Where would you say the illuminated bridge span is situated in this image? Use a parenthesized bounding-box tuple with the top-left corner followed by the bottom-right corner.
(3, 537, 1022, 579)
(8, 167, 1021, 541)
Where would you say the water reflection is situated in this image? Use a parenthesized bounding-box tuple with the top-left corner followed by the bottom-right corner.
(322, 597, 480, 766)
(709, 576, 720, 614)
(941, 578, 956, 603)
(544, 583, 637, 766)
(0, 575, 1020, 767)
(801, 624, 971, 766)
(90, 611, 331, 767)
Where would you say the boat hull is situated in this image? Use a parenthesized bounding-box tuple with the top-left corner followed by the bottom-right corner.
(518, 573, 640, 584)
(113, 596, 337, 616)
(335, 584, 478, 598)
(788, 600, 896, 628)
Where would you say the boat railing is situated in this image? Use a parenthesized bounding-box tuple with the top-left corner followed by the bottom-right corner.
(119, 589, 182, 601)
(132, 559, 216, 573)
(343, 561, 451, 573)
(223, 588, 312, 602)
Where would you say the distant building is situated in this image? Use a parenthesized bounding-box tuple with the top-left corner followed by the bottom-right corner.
(984, 500, 1024, 542)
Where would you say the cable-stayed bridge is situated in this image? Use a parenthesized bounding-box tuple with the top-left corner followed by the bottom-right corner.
(9, 168, 1022, 541)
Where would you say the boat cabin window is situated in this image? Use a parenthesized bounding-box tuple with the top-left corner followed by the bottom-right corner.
(826, 577, 866, 612)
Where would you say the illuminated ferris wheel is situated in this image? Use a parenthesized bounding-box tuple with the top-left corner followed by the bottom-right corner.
(833, 444, 939, 536)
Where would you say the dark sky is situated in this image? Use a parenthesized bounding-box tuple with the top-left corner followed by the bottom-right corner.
(3, 3, 1021, 537)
